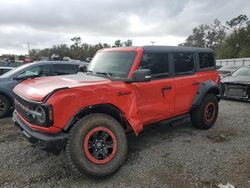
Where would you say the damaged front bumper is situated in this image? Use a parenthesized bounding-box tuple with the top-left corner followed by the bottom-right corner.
(220, 83, 250, 102)
(13, 111, 68, 154)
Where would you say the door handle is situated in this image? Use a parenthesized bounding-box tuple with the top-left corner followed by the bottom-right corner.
(192, 81, 201, 86)
(161, 86, 172, 97)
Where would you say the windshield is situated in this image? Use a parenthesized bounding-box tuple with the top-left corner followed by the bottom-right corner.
(232, 67, 250, 76)
(88, 51, 137, 78)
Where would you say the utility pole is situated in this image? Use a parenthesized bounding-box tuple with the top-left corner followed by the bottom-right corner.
(27, 42, 30, 56)
(150, 41, 156, 46)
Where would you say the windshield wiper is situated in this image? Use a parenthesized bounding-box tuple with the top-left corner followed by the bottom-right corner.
(96, 72, 112, 78)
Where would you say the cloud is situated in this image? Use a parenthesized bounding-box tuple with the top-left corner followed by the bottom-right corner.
(0, 0, 250, 54)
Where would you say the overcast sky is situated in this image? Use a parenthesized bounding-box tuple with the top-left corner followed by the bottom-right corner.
(0, 0, 249, 55)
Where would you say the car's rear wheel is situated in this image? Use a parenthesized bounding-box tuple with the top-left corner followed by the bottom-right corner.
(191, 93, 218, 129)
(66, 113, 127, 177)
(0, 95, 10, 118)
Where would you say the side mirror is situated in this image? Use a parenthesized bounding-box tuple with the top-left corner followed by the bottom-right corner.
(133, 69, 151, 82)
(79, 65, 88, 72)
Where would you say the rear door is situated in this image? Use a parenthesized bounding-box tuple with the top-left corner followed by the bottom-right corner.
(132, 52, 175, 125)
(172, 52, 199, 114)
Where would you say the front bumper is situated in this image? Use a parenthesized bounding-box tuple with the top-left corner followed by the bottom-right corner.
(221, 95, 250, 102)
(13, 111, 68, 154)
(220, 83, 250, 102)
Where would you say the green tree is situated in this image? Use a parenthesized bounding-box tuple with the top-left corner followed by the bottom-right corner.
(179, 19, 226, 50)
(114, 40, 122, 47)
(29, 38, 133, 61)
(216, 15, 250, 58)
(123, 39, 133, 47)
(71, 37, 82, 48)
(226, 14, 249, 30)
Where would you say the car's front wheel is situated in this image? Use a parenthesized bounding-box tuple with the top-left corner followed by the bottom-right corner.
(66, 113, 127, 177)
(191, 93, 219, 129)
(0, 94, 11, 118)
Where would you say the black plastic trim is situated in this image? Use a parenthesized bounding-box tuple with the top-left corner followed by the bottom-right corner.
(13, 111, 68, 154)
(191, 80, 220, 110)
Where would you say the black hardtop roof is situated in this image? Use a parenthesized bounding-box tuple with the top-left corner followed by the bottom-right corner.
(142, 45, 213, 53)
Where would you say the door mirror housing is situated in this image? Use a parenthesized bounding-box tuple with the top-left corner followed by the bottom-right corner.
(133, 69, 151, 82)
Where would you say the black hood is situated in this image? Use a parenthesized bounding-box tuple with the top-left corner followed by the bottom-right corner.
(221, 76, 250, 85)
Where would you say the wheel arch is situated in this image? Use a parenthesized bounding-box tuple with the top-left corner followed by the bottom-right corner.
(191, 80, 220, 111)
(64, 104, 130, 132)
(0, 90, 13, 105)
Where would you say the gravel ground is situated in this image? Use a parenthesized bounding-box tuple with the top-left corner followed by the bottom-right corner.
(0, 100, 250, 188)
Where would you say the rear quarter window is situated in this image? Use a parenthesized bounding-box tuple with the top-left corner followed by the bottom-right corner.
(199, 53, 215, 69)
(2, 69, 10, 74)
(53, 64, 76, 76)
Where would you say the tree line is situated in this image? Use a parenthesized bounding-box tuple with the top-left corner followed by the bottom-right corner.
(29, 39, 133, 61)
(179, 14, 250, 59)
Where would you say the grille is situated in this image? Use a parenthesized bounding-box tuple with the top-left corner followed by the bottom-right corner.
(14, 93, 39, 124)
(225, 84, 248, 97)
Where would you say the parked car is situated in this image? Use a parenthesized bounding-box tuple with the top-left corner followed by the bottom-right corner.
(220, 66, 250, 101)
(0, 61, 87, 118)
(216, 65, 223, 70)
(13, 46, 220, 177)
(217, 66, 239, 78)
(0, 67, 15, 76)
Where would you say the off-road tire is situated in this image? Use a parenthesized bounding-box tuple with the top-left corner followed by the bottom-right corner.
(191, 93, 218, 130)
(66, 113, 127, 177)
(0, 94, 11, 118)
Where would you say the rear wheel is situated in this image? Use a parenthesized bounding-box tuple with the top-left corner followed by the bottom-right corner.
(66, 113, 127, 177)
(0, 95, 11, 118)
(191, 93, 218, 130)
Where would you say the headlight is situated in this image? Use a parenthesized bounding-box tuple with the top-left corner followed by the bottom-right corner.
(31, 104, 53, 127)
(35, 106, 46, 124)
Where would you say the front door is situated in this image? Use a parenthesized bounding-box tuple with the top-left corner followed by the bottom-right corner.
(132, 52, 175, 125)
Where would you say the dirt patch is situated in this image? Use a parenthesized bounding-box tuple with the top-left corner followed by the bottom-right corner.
(207, 130, 239, 143)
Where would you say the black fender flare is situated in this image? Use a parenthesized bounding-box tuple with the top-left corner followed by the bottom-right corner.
(64, 104, 126, 132)
(191, 80, 220, 111)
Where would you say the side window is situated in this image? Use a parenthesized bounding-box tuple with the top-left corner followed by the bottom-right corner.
(2, 69, 10, 74)
(139, 52, 169, 78)
(75, 65, 80, 72)
(53, 64, 76, 76)
(199, 53, 215, 69)
(173, 53, 194, 74)
(17, 65, 51, 78)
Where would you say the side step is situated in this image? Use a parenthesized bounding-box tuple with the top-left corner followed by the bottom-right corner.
(159, 113, 191, 126)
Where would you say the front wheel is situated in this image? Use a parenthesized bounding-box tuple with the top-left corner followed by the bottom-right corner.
(191, 93, 219, 130)
(66, 113, 127, 177)
(0, 95, 11, 118)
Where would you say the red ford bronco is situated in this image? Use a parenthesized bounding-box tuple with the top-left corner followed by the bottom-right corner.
(13, 46, 220, 177)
